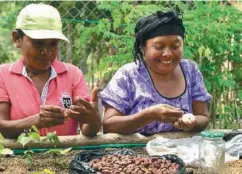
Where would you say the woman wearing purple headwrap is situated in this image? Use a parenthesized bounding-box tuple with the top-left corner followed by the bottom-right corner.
(99, 11, 211, 136)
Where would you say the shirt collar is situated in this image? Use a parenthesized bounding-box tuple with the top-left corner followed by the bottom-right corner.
(9, 57, 67, 75)
(22, 65, 57, 79)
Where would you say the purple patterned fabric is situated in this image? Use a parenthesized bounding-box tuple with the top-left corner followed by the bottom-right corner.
(99, 59, 211, 135)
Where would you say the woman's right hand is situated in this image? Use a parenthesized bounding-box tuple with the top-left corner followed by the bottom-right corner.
(35, 105, 66, 128)
(146, 104, 183, 123)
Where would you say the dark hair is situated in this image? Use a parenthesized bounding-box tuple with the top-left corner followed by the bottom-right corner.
(133, 10, 185, 64)
(15, 29, 25, 39)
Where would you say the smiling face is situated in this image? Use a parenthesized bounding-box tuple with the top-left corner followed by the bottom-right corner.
(143, 35, 183, 75)
(13, 32, 60, 71)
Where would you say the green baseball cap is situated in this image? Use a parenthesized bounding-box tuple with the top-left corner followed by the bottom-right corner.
(16, 3, 69, 42)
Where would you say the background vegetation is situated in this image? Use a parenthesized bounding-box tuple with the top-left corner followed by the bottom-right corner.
(0, 1, 241, 129)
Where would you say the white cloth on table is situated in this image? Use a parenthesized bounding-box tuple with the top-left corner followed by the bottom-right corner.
(146, 135, 238, 167)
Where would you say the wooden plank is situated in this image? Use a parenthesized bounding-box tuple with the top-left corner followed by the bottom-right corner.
(2, 129, 235, 149)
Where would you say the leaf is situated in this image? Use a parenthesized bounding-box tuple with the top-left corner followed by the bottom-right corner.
(0, 133, 4, 143)
(17, 136, 31, 148)
(24, 150, 34, 154)
(17, 133, 26, 143)
(31, 125, 39, 133)
(60, 147, 72, 155)
(198, 46, 204, 58)
(29, 132, 40, 141)
(237, 90, 242, 100)
(0, 144, 4, 151)
(204, 47, 211, 57)
(43, 169, 55, 174)
(46, 149, 62, 154)
(224, 105, 233, 113)
(43, 132, 60, 144)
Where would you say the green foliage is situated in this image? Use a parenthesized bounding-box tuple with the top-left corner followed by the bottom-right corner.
(0, 133, 13, 158)
(80, 1, 169, 85)
(0, 133, 4, 143)
(33, 169, 55, 174)
(46, 147, 72, 155)
(0, 144, 3, 152)
(0, 133, 4, 152)
(45, 147, 72, 168)
(23, 150, 34, 168)
(81, 1, 242, 128)
(0, 1, 24, 63)
(238, 90, 242, 100)
(0, 1, 241, 128)
(183, 2, 242, 129)
(14, 126, 69, 171)
(15, 126, 70, 170)
(42, 131, 60, 145)
(17, 126, 40, 148)
(41, 131, 62, 167)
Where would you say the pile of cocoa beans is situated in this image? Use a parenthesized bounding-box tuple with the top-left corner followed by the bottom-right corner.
(89, 154, 180, 174)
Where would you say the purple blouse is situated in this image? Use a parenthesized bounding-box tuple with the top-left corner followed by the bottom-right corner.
(99, 59, 211, 135)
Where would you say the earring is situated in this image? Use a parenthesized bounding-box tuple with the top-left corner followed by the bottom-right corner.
(41, 50, 44, 54)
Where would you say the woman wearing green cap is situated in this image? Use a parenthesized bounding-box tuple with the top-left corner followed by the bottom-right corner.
(99, 11, 211, 135)
(0, 3, 101, 138)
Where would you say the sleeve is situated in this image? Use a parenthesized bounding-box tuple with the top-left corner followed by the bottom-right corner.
(191, 62, 211, 102)
(99, 67, 134, 115)
(72, 66, 91, 101)
(0, 74, 10, 102)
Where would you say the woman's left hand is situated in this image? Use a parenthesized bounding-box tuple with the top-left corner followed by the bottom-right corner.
(172, 113, 196, 131)
(64, 87, 101, 125)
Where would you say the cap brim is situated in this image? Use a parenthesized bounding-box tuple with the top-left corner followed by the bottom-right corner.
(22, 30, 69, 42)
